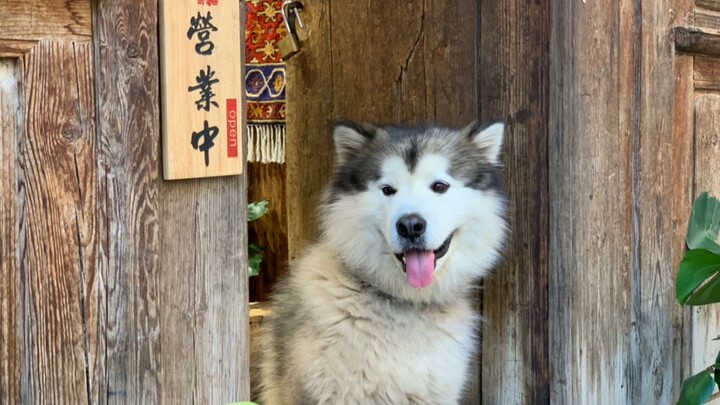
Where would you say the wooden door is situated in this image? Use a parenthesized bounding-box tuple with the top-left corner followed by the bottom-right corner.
(0, 1, 249, 403)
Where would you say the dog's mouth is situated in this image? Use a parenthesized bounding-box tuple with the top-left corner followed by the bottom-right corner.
(394, 233, 453, 289)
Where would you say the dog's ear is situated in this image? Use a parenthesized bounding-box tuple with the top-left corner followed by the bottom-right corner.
(466, 121, 504, 165)
(332, 120, 376, 165)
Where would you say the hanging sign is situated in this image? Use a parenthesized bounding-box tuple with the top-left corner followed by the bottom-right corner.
(159, 0, 243, 180)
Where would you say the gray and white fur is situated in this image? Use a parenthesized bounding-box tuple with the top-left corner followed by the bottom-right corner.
(258, 121, 508, 405)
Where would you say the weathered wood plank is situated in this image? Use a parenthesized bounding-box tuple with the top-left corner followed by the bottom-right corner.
(0, 1, 91, 42)
(248, 162, 288, 302)
(479, 0, 550, 402)
(159, 177, 249, 403)
(694, 56, 720, 90)
(691, 94, 720, 382)
(636, 0, 688, 401)
(17, 40, 96, 404)
(94, 1, 162, 402)
(0, 59, 21, 405)
(0, 40, 37, 58)
(550, 0, 633, 402)
(285, 0, 334, 259)
(96, 0, 250, 402)
(697, 0, 720, 11)
(695, 10, 720, 31)
(675, 27, 720, 56)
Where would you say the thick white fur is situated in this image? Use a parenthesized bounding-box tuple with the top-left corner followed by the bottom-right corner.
(259, 125, 507, 404)
(321, 154, 507, 305)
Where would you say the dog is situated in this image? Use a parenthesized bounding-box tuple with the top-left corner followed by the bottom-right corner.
(257, 120, 508, 405)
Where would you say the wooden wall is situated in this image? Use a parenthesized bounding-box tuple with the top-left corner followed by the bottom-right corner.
(0, 1, 250, 402)
(477, 0, 714, 402)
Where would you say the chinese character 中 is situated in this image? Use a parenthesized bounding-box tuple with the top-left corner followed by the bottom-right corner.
(187, 12, 218, 56)
(188, 65, 219, 111)
(191, 120, 219, 167)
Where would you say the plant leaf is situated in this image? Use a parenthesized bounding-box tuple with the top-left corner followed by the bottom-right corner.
(687, 192, 720, 255)
(249, 243, 264, 254)
(248, 200, 270, 222)
(248, 252, 262, 277)
(676, 249, 720, 305)
(678, 367, 716, 405)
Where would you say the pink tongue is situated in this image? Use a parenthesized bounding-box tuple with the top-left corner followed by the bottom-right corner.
(404, 250, 435, 288)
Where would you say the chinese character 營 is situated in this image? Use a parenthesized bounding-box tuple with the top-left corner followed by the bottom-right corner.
(187, 12, 218, 55)
(188, 65, 219, 111)
(191, 120, 219, 167)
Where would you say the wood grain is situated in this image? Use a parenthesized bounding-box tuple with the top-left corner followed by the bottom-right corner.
(697, 0, 720, 11)
(285, 0, 334, 259)
(694, 56, 720, 90)
(675, 27, 720, 56)
(0, 60, 21, 405)
(248, 162, 288, 302)
(94, 1, 163, 402)
(158, 0, 244, 180)
(0, 1, 91, 42)
(96, 1, 250, 402)
(672, 53, 695, 395)
(550, 0, 633, 402)
(636, 0, 688, 401)
(479, 0, 550, 402)
(695, 10, 720, 31)
(159, 176, 249, 403)
(17, 40, 97, 404)
(691, 94, 720, 383)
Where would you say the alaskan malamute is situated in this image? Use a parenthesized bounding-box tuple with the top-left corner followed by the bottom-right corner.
(258, 121, 508, 404)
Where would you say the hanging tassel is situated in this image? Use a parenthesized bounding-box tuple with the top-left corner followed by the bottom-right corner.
(246, 124, 285, 163)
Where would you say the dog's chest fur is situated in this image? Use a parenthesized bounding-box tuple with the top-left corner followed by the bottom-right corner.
(261, 245, 478, 405)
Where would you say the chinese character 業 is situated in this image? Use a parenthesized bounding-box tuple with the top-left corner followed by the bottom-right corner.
(191, 120, 219, 166)
(187, 12, 218, 55)
(188, 65, 220, 111)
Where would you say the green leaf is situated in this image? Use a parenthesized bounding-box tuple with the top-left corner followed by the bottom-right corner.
(248, 252, 262, 277)
(678, 367, 716, 405)
(676, 249, 720, 305)
(248, 199, 270, 222)
(687, 192, 720, 255)
(249, 243, 264, 254)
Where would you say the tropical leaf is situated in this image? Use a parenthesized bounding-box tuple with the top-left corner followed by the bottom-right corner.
(687, 192, 720, 255)
(248, 199, 270, 222)
(676, 249, 720, 305)
(678, 367, 716, 405)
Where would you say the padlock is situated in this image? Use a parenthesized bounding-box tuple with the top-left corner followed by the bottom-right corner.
(278, 0, 304, 60)
(278, 34, 300, 60)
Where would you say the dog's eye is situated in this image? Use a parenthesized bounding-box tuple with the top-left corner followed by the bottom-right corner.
(431, 181, 449, 194)
(381, 185, 396, 196)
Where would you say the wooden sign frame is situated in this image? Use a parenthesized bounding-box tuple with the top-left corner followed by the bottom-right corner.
(159, 0, 243, 180)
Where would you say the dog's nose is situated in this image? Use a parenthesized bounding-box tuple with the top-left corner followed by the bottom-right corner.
(396, 214, 426, 240)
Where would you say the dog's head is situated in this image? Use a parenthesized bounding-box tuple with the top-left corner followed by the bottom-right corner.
(320, 120, 508, 304)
